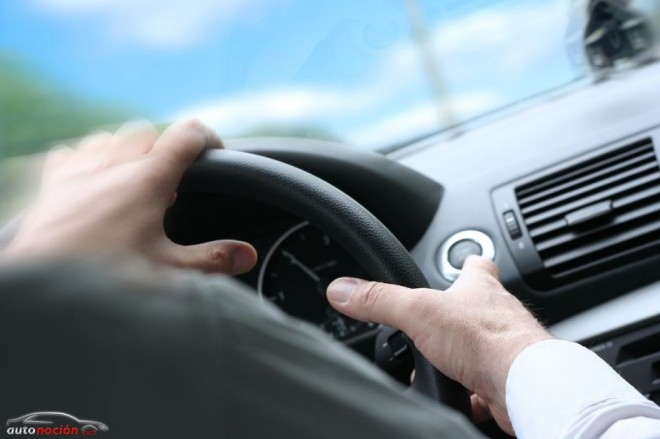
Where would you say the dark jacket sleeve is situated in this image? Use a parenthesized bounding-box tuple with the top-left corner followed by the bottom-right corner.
(0, 258, 484, 439)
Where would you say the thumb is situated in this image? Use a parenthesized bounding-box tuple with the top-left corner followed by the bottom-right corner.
(326, 278, 434, 337)
(161, 239, 257, 275)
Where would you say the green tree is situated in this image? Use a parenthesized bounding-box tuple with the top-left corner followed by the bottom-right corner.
(237, 123, 343, 143)
(0, 54, 130, 159)
(0, 54, 134, 221)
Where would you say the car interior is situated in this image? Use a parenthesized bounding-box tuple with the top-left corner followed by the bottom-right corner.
(2, 0, 660, 437)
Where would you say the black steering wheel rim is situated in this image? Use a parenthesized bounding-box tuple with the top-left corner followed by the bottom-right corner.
(177, 149, 470, 415)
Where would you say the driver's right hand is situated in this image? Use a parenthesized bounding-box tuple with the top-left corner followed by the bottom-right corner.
(326, 255, 553, 435)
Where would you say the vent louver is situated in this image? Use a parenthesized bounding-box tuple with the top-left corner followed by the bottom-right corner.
(515, 139, 660, 281)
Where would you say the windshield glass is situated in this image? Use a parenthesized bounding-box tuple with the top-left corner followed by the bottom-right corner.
(0, 0, 630, 159)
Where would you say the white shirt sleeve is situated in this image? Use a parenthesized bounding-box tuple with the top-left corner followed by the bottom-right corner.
(506, 339, 660, 438)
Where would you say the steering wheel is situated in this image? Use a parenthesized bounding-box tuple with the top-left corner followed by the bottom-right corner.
(177, 149, 471, 415)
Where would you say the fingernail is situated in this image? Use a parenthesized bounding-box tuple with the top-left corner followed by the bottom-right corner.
(327, 278, 358, 304)
(231, 245, 256, 275)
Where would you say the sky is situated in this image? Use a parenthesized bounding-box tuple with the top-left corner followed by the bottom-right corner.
(0, 0, 583, 149)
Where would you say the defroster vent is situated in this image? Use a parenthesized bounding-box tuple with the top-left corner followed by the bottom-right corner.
(515, 139, 660, 282)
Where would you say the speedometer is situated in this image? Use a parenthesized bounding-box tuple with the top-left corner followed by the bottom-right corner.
(258, 222, 377, 341)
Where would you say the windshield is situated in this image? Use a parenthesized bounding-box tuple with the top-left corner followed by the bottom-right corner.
(1, 0, 588, 158)
(3, 0, 655, 160)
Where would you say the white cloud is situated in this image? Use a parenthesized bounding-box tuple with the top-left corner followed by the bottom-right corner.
(348, 90, 503, 148)
(175, 84, 502, 149)
(173, 85, 385, 138)
(432, 1, 573, 84)
(170, 27, 422, 142)
(172, 1, 572, 148)
(31, 0, 273, 49)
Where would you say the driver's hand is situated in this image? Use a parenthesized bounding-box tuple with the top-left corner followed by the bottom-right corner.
(326, 256, 552, 435)
(3, 119, 257, 275)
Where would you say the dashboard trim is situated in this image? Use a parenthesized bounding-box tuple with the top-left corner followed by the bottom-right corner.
(549, 280, 660, 343)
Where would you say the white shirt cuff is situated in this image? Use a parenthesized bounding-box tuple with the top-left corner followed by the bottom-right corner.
(506, 339, 660, 438)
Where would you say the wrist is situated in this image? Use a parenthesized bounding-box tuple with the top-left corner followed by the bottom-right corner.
(474, 328, 554, 413)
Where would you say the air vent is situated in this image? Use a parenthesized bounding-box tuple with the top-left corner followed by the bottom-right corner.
(515, 139, 660, 281)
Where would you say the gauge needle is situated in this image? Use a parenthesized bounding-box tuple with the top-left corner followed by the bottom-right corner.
(282, 250, 321, 282)
(312, 260, 337, 272)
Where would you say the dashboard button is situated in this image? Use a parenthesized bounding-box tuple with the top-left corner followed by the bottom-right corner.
(448, 239, 482, 269)
(503, 210, 522, 239)
(437, 230, 495, 282)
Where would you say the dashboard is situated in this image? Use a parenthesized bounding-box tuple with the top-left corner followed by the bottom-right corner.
(169, 206, 374, 341)
(165, 62, 660, 412)
(257, 221, 374, 341)
(397, 61, 660, 406)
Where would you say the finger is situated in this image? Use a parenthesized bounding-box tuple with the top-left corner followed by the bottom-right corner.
(149, 119, 223, 194)
(326, 278, 435, 337)
(461, 255, 500, 279)
(161, 239, 257, 275)
(470, 394, 493, 423)
(77, 131, 112, 155)
(151, 118, 222, 166)
(107, 119, 159, 163)
(43, 145, 74, 173)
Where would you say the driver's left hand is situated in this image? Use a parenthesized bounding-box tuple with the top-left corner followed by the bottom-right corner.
(3, 119, 257, 275)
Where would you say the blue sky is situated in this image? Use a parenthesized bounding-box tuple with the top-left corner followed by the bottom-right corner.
(0, 0, 580, 149)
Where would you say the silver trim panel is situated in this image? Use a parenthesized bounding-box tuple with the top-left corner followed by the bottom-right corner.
(437, 230, 495, 282)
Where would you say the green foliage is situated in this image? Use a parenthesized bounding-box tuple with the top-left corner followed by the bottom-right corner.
(237, 124, 343, 143)
(0, 54, 130, 159)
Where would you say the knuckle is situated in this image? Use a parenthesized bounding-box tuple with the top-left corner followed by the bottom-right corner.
(484, 273, 503, 290)
(206, 246, 231, 272)
(89, 130, 112, 142)
(176, 119, 206, 142)
(182, 118, 203, 130)
(357, 281, 386, 312)
(484, 259, 500, 278)
(466, 255, 500, 278)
